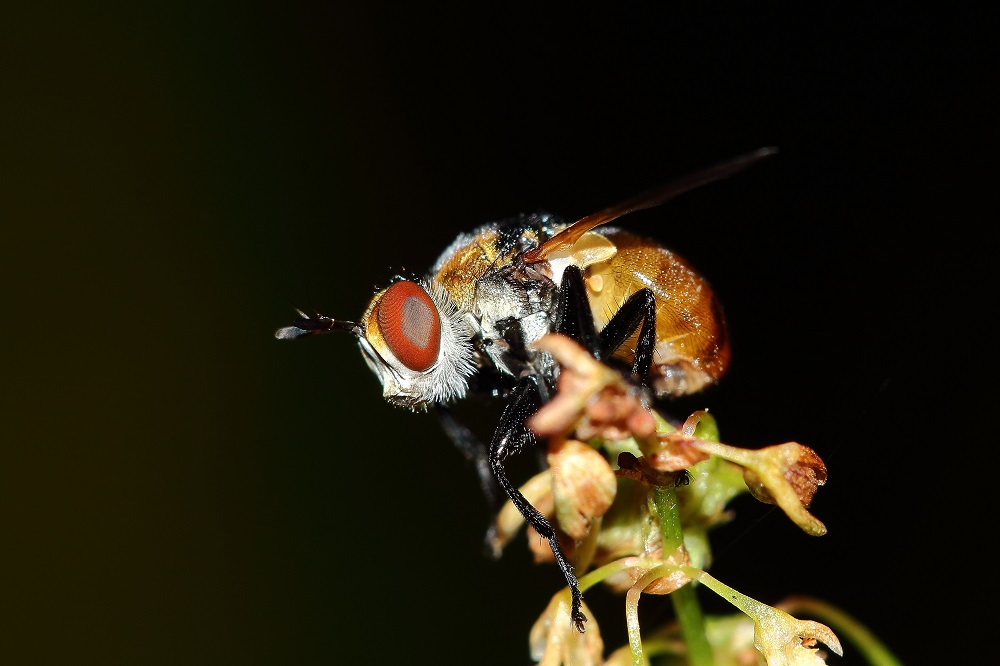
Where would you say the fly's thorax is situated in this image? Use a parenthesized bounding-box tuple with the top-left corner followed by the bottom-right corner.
(472, 272, 538, 334)
(429, 222, 623, 386)
(428, 214, 568, 382)
(430, 214, 567, 310)
(357, 278, 475, 408)
(467, 269, 559, 380)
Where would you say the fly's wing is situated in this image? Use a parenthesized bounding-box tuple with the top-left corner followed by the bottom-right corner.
(522, 147, 778, 264)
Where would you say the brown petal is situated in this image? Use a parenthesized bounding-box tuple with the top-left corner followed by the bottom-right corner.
(743, 442, 828, 508)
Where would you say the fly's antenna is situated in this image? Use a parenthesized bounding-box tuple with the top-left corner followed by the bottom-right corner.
(275, 307, 361, 340)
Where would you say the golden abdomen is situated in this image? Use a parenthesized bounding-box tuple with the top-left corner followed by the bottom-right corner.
(584, 229, 731, 397)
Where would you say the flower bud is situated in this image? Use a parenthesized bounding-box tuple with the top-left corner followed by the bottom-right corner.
(530, 595, 603, 666)
(687, 568, 843, 666)
(549, 440, 617, 541)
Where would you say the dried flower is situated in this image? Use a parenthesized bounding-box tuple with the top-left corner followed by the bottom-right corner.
(528, 334, 656, 442)
(637, 411, 715, 473)
(742, 443, 827, 509)
(687, 439, 828, 536)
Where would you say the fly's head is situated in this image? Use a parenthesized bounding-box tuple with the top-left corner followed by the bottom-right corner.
(277, 278, 475, 410)
(358, 278, 476, 408)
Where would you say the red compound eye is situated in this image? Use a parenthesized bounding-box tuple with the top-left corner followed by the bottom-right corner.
(377, 281, 441, 372)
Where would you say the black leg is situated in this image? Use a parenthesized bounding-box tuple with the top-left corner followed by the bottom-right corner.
(597, 288, 657, 380)
(555, 265, 601, 357)
(489, 375, 587, 632)
(434, 405, 504, 514)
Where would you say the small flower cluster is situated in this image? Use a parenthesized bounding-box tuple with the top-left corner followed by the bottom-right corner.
(490, 333, 881, 666)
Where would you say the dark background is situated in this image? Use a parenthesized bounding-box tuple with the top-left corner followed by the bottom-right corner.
(3, 2, 993, 664)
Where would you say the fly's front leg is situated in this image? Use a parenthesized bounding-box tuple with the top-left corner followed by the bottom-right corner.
(597, 288, 657, 381)
(490, 374, 587, 632)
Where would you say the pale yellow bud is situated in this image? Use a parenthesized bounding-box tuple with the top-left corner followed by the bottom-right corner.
(549, 439, 617, 541)
(530, 595, 603, 666)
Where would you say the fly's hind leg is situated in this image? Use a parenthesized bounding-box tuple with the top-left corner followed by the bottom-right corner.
(596, 288, 657, 381)
(557, 265, 657, 382)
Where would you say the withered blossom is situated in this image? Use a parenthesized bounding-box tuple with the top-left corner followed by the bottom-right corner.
(688, 439, 829, 536)
(528, 334, 656, 442)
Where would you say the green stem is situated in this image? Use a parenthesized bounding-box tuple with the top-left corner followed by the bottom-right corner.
(650, 485, 684, 552)
(651, 485, 712, 666)
(578, 557, 636, 593)
(670, 584, 712, 666)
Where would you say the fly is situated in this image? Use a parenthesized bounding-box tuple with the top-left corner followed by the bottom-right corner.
(276, 146, 778, 631)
